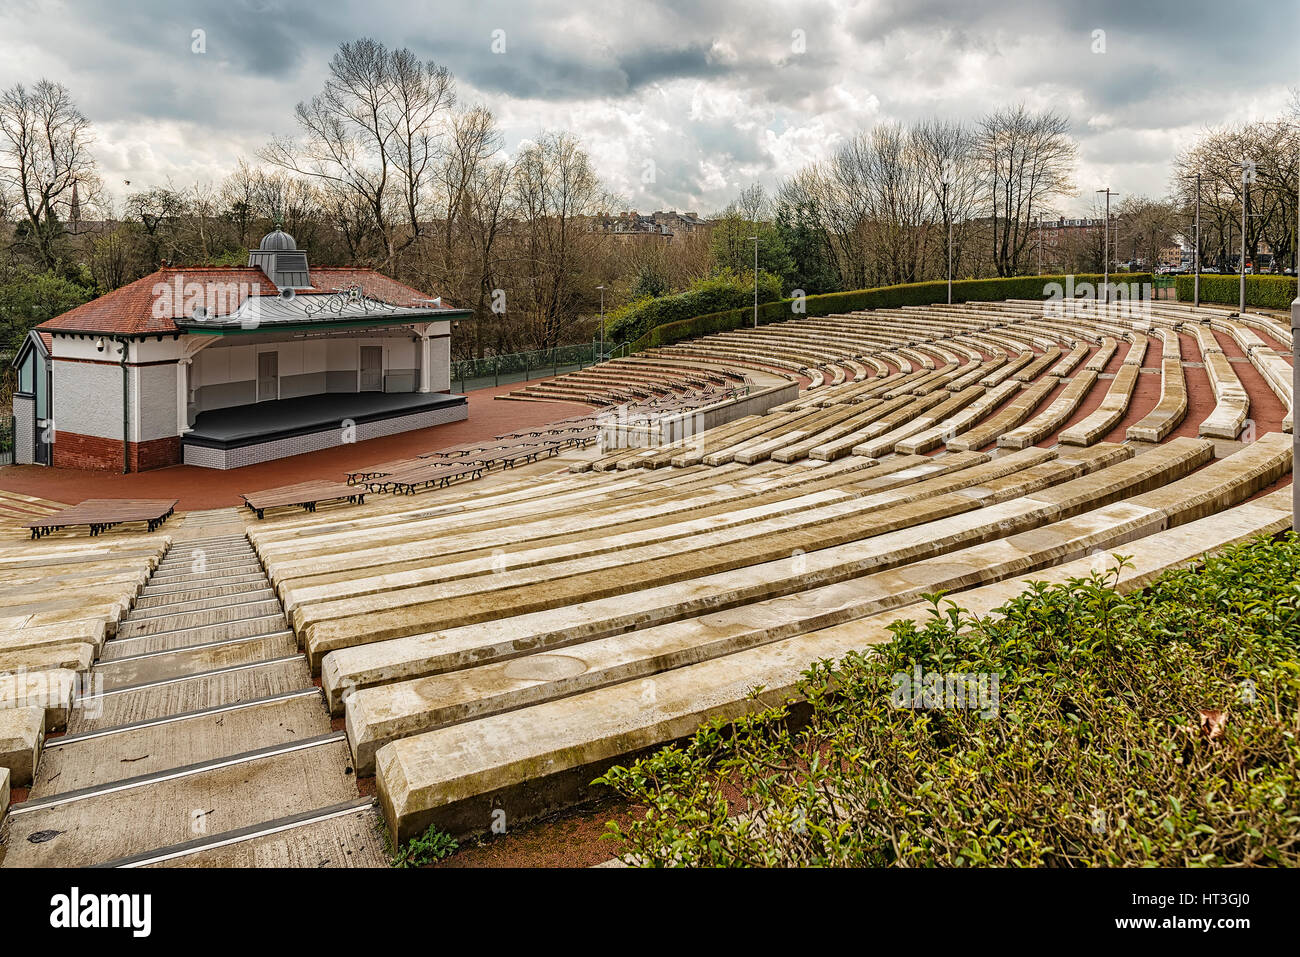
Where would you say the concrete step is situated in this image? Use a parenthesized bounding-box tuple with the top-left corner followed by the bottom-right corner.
(134, 581, 276, 609)
(142, 571, 267, 594)
(103, 613, 290, 659)
(113, 799, 386, 868)
(115, 601, 284, 639)
(30, 690, 328, 795)
(154, 549, 259, 571)
(70, 656, 313, 732)
(1, 734, 358, 867)
(147, 564, 264, 588)
(126, 589, 278, 619)
(95, 630, 297, 690)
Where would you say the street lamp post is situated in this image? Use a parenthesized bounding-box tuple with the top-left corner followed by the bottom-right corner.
(1193, 172, 1201, 308)
(942, 178, 953, 305)
(1096, 188, 1118, 303)
(749, 235, 759, 328)
(1292, 152, 1299, 530)
(1237, 160, 1251, 314)
(595, 284, 605, 361)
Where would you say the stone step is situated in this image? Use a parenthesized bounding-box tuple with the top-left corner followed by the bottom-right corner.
(126, 589, 278, 619)
(115, 799, 385, 868)
(147, 564, 264, 587)
(30, 690, 327, 795)
(134, 581, 276, 609)
(115, 600, 284, 639)
(151, 555, 260, 577)
(143, 571, 267, 593)
(70, 656, 312, 733)
(1, 734, 357, 867)
(95, 630, 297, 690)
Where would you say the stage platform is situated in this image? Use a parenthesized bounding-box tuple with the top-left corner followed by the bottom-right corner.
(182, 392, 468, 469)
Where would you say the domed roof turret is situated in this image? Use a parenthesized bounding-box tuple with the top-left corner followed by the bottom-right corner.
(259, 226, 297, 251)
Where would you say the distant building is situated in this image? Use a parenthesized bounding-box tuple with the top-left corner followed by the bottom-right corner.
(650, 210, 711, 235)
(588, 209, 713, 244)
(590, 211, 673, 243)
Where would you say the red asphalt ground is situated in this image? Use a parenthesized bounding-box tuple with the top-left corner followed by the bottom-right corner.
(0, 381, 592, 510)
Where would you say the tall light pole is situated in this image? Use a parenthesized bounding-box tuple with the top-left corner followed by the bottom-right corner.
(1292, 159, 1299, 530)
(749, 235, 759, 328)
(1193, 172, 1201, 307)
(1037, 216, 1043, 276)
(1096, 188, 1118, 303)
(1236, 159, 1252, 314)
(595, 284, 605, 360)
(942, 177, 953, 304)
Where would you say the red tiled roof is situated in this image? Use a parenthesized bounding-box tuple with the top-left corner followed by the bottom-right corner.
(38, 265, 458, 336)
(39, 267, 277, 335)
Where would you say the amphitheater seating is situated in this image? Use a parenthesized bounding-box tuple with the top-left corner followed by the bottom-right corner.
(12, 294, 1292, 857)
(0, 528, 169, 730)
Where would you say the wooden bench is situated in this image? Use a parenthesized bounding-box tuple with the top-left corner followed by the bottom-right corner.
(363, 461, 487, 495)
(242, 481, 365, 519)
(24, 499, 178, 539)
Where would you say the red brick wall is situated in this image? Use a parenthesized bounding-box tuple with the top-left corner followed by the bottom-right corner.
(53, 432, 181, 472)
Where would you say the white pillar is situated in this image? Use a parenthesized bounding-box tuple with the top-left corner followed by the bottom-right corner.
(177, 357, 192, 434)
(418, 334, 433, 393)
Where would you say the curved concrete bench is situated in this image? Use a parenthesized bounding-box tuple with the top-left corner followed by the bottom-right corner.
(999, 369, 1099, 449)
(1059, 363, 1140, 446)
(894, 380, 1021, 454)
(1127, 350, 1187, 443)
(947, 376, 1059, 451)
(1188, 324, 1251, 440)
(1059, 337, 1147, 446)
(370, 438, 1287, 839)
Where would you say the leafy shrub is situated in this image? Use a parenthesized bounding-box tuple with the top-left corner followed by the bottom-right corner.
(597, 533, 1300, 867)
(630, 273, 1154, 351)
(1174, 273, 1296, 310)
(605, 270, 784, 345)
(387, 823, 459, 868)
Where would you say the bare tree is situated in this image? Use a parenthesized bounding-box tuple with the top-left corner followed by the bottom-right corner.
(1115, 195, 1179, 270)
(508, 132, 608, 350)
(977, 105, 1076, 276)
(0, 79, 98, 270)
(262, 38, 455, 271)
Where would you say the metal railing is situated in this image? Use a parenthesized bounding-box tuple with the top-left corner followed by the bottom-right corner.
(0, 415, 14, 467)
(451, 342, 606, 393)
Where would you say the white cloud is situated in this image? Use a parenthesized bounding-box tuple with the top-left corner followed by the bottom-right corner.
(0, 0, 1290, 218)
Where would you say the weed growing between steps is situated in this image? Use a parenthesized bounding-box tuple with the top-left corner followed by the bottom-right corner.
(384, 818, 459, 868)
(597, 533, 1300, 866)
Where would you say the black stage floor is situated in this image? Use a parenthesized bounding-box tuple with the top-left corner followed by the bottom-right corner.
(184, 392, 467, 448)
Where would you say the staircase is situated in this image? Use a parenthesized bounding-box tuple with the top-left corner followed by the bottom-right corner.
(1, 534, 386, 868)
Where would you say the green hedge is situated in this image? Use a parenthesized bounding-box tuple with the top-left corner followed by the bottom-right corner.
(630, 273, 1154, 351)
(598, 533, 1300, 866)
(1174, 273, 1296, 310)
(605, 272, 784, 345)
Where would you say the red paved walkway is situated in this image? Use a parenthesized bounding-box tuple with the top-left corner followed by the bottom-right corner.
(0, 384, 592, 510)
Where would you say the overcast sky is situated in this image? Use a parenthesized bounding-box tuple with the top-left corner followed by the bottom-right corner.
(1, 0, 1294, 217)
